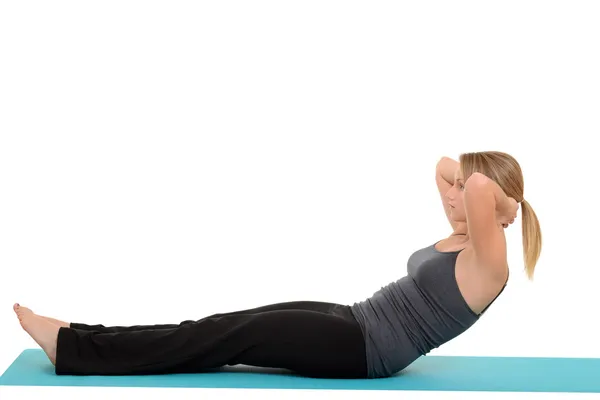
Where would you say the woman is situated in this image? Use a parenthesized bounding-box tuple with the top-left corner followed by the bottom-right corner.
(14, 151, 542, 379)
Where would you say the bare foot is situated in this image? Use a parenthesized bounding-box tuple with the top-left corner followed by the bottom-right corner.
(13, 303, 34, 319)
(14, 303, 59, 365)
(12, 303, 70, 328)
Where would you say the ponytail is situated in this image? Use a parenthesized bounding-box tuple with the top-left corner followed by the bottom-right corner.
(520, 199, 542, 280)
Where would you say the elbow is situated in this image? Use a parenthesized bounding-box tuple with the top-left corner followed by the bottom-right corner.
(465, 172, 490, 189)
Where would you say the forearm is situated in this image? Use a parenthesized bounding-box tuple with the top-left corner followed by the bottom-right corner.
(436, 157, 460, 184)
(490, 179, 511, 215)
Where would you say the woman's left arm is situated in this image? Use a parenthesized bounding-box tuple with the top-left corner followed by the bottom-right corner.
(466, 173, 513, 218)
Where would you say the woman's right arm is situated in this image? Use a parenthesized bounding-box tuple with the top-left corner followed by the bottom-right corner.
(436, 156, 459, 185)
(436, 156, 461, 231)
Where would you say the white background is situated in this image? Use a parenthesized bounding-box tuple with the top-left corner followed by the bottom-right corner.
(1, 1, 599, 398)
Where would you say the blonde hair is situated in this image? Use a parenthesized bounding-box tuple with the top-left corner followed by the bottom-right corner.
(458, 151, 542, 280)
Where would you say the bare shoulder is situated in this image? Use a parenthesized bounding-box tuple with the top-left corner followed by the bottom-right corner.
(437, 234, 509, 287)
(438, 235, 509, 315)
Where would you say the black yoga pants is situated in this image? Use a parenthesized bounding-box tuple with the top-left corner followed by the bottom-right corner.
(55, 300, 368, 378)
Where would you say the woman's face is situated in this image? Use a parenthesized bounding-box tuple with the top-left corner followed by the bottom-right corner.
(446, 169, 466, 222)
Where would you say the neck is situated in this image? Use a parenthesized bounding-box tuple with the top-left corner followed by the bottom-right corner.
(452, 222, 469, 238)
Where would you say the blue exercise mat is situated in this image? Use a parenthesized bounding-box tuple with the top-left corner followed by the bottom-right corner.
(1, 349, 599, 393)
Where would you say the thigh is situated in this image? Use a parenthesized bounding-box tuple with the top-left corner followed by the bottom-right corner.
(226, 306, 368, 378)
(202, 300, 345, 320)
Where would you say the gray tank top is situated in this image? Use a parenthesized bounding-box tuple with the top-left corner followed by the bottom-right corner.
(350, 241, 507, 378)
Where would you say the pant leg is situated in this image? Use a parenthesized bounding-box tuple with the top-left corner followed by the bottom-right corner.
(69, 301, 343, 333)
(55, 304, 367, 379)
(68, 320, 194, 333)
